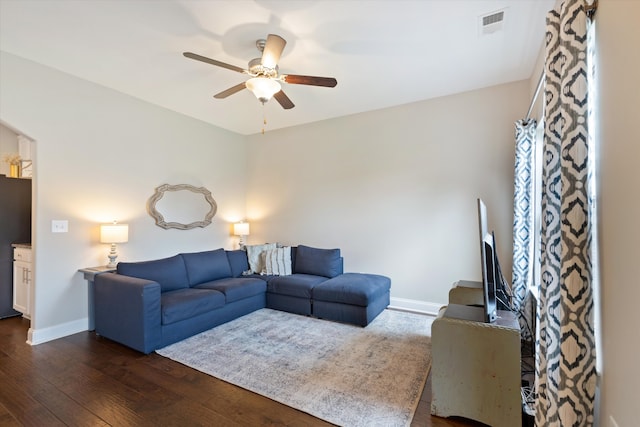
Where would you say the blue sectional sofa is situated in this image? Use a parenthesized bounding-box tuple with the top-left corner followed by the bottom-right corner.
(94, 245, 391, 354)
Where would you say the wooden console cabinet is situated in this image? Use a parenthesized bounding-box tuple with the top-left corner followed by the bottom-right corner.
(431, 305, 521, 427)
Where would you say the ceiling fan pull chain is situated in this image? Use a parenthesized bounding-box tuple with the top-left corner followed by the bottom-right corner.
(262, 103, 267, 134)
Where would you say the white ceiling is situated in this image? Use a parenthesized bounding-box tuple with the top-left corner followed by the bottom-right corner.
(0, 0, 554, 135)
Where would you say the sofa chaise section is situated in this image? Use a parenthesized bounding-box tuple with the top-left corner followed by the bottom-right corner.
(312, 273, 391, 326)
(262, 245, 389, 326)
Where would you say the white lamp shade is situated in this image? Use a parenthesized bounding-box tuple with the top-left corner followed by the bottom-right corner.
(245, 77, 281, 102)
(233, 222, 250, 236)
(100, 223, 129, 243)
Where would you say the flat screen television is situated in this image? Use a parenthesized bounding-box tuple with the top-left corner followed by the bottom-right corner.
(477, 198, 498, 323)
(491, 230, 512, 311)
(443, 199, 512, 323)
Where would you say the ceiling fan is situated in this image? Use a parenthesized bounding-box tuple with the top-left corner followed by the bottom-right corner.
(183, 34, 337, 110)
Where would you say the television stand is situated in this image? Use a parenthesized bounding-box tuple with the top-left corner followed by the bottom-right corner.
(448, 279, 484, 306)
(431, 306, 521, 427)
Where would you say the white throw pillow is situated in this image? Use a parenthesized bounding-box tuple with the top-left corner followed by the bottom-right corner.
(246, 243, 277, 274)
(263, 247, 292, 276)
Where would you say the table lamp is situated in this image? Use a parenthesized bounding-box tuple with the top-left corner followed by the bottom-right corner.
(100, 222, 129, 268)
(233, 221, 250, 249)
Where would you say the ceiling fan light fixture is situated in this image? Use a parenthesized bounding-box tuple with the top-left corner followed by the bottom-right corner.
(246, 77, 281, 103)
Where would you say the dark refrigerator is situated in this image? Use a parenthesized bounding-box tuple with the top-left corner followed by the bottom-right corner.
(0, 175, 32, 318)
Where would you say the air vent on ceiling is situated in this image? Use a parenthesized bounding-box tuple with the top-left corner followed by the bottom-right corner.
(479, 9, 506, 36)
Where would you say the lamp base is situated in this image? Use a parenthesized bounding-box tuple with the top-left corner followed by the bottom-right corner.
(106, 244, 118, 268)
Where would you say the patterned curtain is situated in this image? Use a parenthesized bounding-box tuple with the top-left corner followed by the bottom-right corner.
(512, 119, 537, 306)
(535, 1, 596, 426)
(512, 119, 537, 342)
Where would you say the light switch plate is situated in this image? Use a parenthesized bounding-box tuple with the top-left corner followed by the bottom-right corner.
(52, 220, 68, 233)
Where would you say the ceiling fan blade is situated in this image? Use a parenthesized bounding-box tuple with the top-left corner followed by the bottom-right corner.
(282, 74, 337, 88)
(261, 34, 286, 69)
(273, 90, 295, 109)
(214, 82, 247, 99)
(183, 52, 246, 74)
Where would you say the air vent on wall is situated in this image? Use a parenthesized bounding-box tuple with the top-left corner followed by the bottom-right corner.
(479, 9, 506, 36)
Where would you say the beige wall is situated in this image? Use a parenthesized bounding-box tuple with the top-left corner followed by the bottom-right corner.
(0, 51, 247, 343)
(2, 49, 527, 337)
(596, 1, 640, 426)
(245, 80, 529, 309)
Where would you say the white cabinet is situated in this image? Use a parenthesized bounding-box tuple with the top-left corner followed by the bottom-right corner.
(13, 246, 32, 318)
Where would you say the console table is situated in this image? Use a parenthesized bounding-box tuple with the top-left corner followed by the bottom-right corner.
(79, 266, 115, 330)
(448, 279, 484, 306)
(431, 305, 521, 427)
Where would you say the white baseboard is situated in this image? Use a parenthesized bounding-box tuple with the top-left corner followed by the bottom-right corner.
(22, 301, 442, 345)
(389, 297, 444, 316)
(27, 317, 89, 346)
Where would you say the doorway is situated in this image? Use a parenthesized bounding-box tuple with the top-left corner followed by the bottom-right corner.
(0, 121, 35, 338)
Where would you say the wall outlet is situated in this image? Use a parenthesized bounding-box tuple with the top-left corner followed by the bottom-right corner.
(51, 220, 68, 233)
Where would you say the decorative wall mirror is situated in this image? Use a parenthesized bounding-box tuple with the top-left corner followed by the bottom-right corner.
(147, 184, 217, 230)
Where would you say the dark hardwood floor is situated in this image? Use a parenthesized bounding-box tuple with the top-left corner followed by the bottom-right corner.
(0, 316, 485, 426)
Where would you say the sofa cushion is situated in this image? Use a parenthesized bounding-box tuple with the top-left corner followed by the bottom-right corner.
(294, 245, 343, 278)
(263, 246, 292, 276)
(117, 254, 188, 292)
(312, 273, 391, 306)
(246, 243, 277, 274)
(194, 277, 267, 303)
(226, 250, 250, 277)
(160, 288, 225, 325)
(267, 274, 328, 298)
(181, 249, 232, 286)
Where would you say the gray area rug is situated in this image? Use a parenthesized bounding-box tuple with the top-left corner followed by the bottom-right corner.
(156, 308, 433, 427)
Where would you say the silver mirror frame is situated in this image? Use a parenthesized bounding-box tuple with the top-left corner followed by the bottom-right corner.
(147, 183, 217, 230)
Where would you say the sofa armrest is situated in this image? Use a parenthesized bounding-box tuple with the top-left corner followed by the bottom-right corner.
(94, 272, 162, 354)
